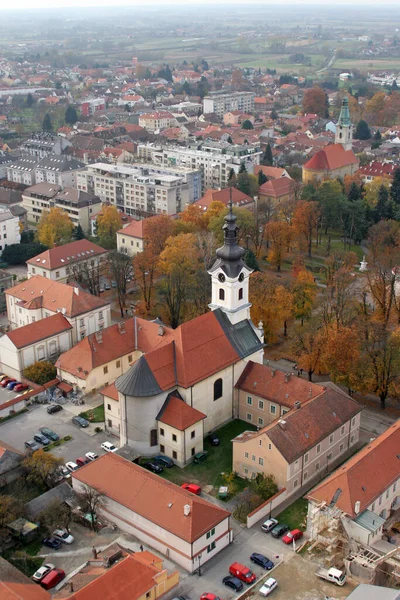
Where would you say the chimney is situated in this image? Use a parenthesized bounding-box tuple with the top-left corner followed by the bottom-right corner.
(270, 368, 276, 377)
(278, 419, 287, 430)
(74, 286, 79, 295)
(284, 372, 290, 383)
(158, 324, 164, 336)
(69, 582, 74, 593)
(95, 330, 102, 343)
(294, 401, 301, 410)
(183, 504, 191, 516)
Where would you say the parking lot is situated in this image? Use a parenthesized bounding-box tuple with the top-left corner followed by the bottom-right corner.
(0, 402, 113, 464)
(0, 378, 32, 404)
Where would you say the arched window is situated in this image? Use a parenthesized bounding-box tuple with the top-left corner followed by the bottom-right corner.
(49, 340, 57, 356)
(150, 429, 158, 447)
(219, 288, 225, 301)
(238, 288, 243, 300)
(37, 345, 45, 361)
(214, 378, 223, 401)
(339, 132, 342, 138)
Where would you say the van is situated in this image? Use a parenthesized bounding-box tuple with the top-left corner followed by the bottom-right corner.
(193, 451, 208, 464)
(181, 483, 201, 495)
(40, 568, 65, 590)
(229, 562, 256, 584)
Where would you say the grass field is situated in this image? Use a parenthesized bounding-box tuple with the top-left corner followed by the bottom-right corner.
(334, 58, 400, 71)
(276, 497, 308, 531)
(79, 404, 105, 423)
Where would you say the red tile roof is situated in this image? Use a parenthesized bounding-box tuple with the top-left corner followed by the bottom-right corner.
(158, 395, 206, 430)
(254, 165, 288, 180)
(194, 187, 254, 211)
(359, 161, 396, 178)
(303, 143, 358, 171)
(26, 239, 107, 271)
(117, 219, 145, 239)
(307, 420, 400, 517)
(72, 453, 230, 542)
(6, 313, 72, 349)
(259, 177, 295, 199)
(0, 440, 23, 460)
(0, 556, 51, 600)
(100, 383, 119, 401)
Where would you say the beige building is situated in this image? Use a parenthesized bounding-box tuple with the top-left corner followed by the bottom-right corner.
(72, 452, 232, 573)
(138, 112, 176, 133)
(26, 239, 107, 283)
(117, 219, 145, 257)
(233, 388, 362, 498)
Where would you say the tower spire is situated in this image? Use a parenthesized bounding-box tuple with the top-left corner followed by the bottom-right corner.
(335, 94, 353, 151)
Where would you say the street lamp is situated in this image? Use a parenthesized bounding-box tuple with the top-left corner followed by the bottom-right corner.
(198, 553, 202, 576)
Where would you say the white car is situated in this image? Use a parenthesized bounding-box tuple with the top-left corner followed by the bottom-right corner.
(65, 461, 79, 472)
(52, 528, 74, 544)
(32, 563, 55, 582)
(101, 441, 118, 453)
(58, 465, 71, 479)
(85, 452, 98, 461)
(261, 518, 278, 533)
(259, 578, 278, 597)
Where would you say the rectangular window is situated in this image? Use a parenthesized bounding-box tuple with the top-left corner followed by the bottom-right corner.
(316, 443, 321, 454)
(172, 434, 177, 442)
(303, 471, 308, 481)
(304, 452, 309, 464)
(128, 354, 132, 362)
(80, 318, 84, 327)
(207, 541, 216, 553)
(268, 443, 272, 450)
(259, 457, 264, 466)
(258, 417, 264, 426)
(372, 503, 375, 512)
(173, 451, 177, 459)
(107, 404, 111, 411)
(107, 419, 112, 427)
(258, 400, 264, 410)
(160, 428, 164, 437)
(386, 489, 390, 499)
(350, 435, 355, 444)
(340, 443, 344, 452)
(329, 434, 334, 444)
(247, 396, 252, 405)
(394, 483, 397, 493)
(247, 413, 252, 421)
(327, 452, 332, 461)
(191, 430, 195, 439)
(116, 360, 121, 368)
(270, 404, 276, 414)
(259, 439, 262, 446)
(244, 452, 249, 459)
(294, 479, 298, 489)
(341, 426, 345, 435)
(251, 455, 256, 462)
(244, 468, 248, 475)
(56, 271, 60, 278)
(315, 462, 320, 471)
(103, 366, 108, 374)
(160, 444, 165, 453)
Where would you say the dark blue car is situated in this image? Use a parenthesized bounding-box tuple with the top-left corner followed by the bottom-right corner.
(43, 537, 62, 550)
(250, 552, 274, 570)
(154, 455, 174, 468)
(7, 380, 19, 389)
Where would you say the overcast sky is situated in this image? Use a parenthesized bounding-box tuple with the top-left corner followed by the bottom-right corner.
(1, 0, 399, 9)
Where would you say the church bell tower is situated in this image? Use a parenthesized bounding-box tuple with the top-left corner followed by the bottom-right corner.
(208, 190, 253, 325)
(335, 95, 353, 151)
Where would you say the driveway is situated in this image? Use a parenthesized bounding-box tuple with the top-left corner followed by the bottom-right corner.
(0, 402, 113, 463)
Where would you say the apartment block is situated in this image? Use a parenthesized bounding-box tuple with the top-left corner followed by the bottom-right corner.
(21, 132, 71, 159)
(7, 154, 84, 188)
(203, 91, 255, 117)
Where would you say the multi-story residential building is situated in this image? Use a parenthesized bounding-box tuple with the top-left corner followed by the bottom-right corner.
(80, 98, 106, 117)
(233, 388, 362, 498)
(0, 209, 21, 251)
(5, 275, 111, 344)
(306, 420, 400, 548)
(76, 162, 199, 217)
(7, 155, 85, 188)
(203, 91, 255, 118)
(117, 219, 145, 257)
(6, 157, 38, 186)
(26, 239, 107, 283)
(138, 111, 176, 133)
(21, 132, 71, 158)
(137, 142, 261, 191)
(22, 183, 101, 230)
(0, 154, 12, 179)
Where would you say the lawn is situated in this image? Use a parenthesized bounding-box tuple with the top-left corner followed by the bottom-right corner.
(79, 404, 105, 423)
(276, 497, 308, 531)
(157, 419, 257, 496)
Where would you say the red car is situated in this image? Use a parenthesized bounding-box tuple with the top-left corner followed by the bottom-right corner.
(1, 377, 15, 387)
(201, 595, 221, 600)
(282, 529, 303, 544)
(181, 483, 201, 495)
(14, 383, 29, 393)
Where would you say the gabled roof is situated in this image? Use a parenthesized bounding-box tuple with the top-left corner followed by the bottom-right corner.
(26, 239, 107, 271)
(303, 143, 358, 171)
(72, 453, 230, 543)
(6, 312, 72, 349)
(254, 165, 289, 180)
(259, 177, 295, 198)
(117, 219, 145, 239)
(306, 420, 400, 518)
(194, 187, 254, 210)
(157, 393, 206, 431)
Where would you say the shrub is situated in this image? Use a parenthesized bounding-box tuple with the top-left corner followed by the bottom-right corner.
(53, 441, 60, 447)
(64, 435, 72, 441)
(23, 361, 56, 385)
(43, 447, 49, 452)
(94, 426, 102, 433)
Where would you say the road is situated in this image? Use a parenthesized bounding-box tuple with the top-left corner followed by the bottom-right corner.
(316, 51, 336, 74)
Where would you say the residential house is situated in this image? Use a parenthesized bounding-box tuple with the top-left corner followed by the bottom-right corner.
(53, 545, 179, 600)
(22, 183, 101, 230)
(306, 420, 400, 547)
(0, 441, 24, 488)
(359, 161, 396, 184)
(6, 157, 38, 186)
(233, 388, 362, 498)
(0, 312, 73, 381)
(223, 111, 255, 126)
(117, 219, 145, 256)
(5, 275, 111, 344)
(34, 155, 85, 188)
(253, 165, 291, 179)
(80, 98, 106, 117)
(0, 209, 21, 251)
(258, 177, 295, 207)
(72, 452, 232, 572)
(26, 239, 107, 283)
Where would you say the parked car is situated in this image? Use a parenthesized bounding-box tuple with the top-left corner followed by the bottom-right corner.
(1, 377, 14, 387)
(39, 427, 59, 441)
(259, 578, 278, 597)
(105, 283, 111, 290)
(101, 441, 118, 453)
(65, 461, 79, 473)
(72, 415, 89, 428)
(0, 374, 9, 382)
(99, 286, 105, 293)
(40, 568, 65, 590)
(32, 563, 55, 583)
(25, 440, 40, 452)
(111, 281, 117, 288)
(52, 529, 74, 544)
(57, 465, 71, 480)
(282, 529, 303, 545)
(271, 523, 289, 538)
(229, 562, 256, 584)
(14, 383, 29, 393)
(261, 518, 278, 533)
(47, 404, 63, 414)
(181, 483, 201, 495)
(193, 451, 208, 464)
(76, 456, 89, 467)
(42, 537, 62, 550)
(144, 461, 163, 474)
(200, 594, 221, 600)
(85, 452, 98, 461)
(7, 380, 20, 390)
(222, 576, 243, 592)
(154, 454, 174, 468)
(209, 432, 220, 446)
(33, 433, 50, 446)
(250, 553, 274, 570)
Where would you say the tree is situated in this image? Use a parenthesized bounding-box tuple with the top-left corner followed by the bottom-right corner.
(23, 450, 63, 490)
(208, 206, 255, 247)
(228, 168, 236, 187)
(317, 180, 346, 233)
(73, 223, 86, 240)
(265, 221, 292, 272)
(96, 205, 122, 249)
(258, 170, 268, 186)
(354, 119, 371, 140)
(249, 473, 278, 501)
(244, 248, 259, 271)
(2, 242, 47, 265)
(38, 499, 72, 533)
(26, 93, 34, 108)
(374, 184, 393, 222)
(292, 200, 321, 258)
(261, 143, 273, 166)
(107, 251, 134, 318)
(239, 162, 247, 174)
(69, 259, 102, 296)
(365, 91, 386, 123)
(76, 485, 103, 531)
(23, 361, 57, 385)
(42, 113, 53, 132)
(242, 119, 254, 130)
(302, 87, 328, 117)
(322, 325, 360, 390)
(37, 207, 74, 248)
(236, 173, 259, 197)
(0, 495, 23, 530)
(65, 105, 78, 125)
(292, 268, 317, 325)
(390, 168, 400, 205)
(347, 181, 362, 202)
(291, 319, 326, 381)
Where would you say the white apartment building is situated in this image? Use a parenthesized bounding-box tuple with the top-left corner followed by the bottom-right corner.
(7, 154, 84, 188)
(137, 143, 261, 191)
(203, 91, 255, 118)
(21, 133, 71, 158)
(0, 209, 21, 251)
(76, 162, 200, 217)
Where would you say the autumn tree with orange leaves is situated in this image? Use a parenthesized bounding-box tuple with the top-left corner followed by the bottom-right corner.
(292, 201, 320, 258)
(265, 221, 292, 272)
(302, 87, 328, 117)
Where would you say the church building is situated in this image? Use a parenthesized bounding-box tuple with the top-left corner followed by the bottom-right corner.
(302, 96, 359, 184)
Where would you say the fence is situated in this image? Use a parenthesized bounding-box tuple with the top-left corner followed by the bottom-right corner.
(246, 488, 288, 528)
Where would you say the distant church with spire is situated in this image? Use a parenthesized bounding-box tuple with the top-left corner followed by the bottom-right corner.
(302, 95, 359, 184)
(113, 196, 265, 463)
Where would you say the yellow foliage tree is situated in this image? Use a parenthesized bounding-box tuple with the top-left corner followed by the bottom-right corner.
(96, 205, 122, 249)
(363, 176, 391, 208)
(37, 208, 74, 248)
